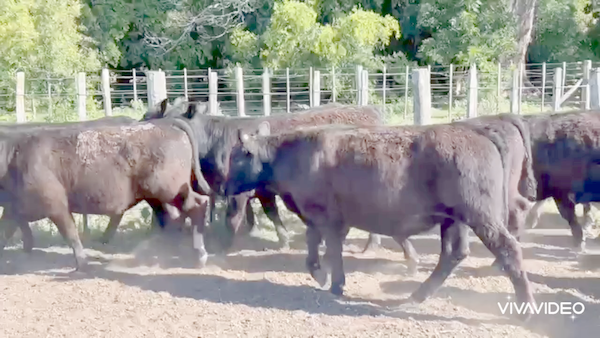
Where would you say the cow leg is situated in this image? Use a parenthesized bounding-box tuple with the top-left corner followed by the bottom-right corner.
(322, 224, 347, 296)
(394, 238, 419, 276)
(245, 199, 256, 232)
(555, 197, 586, 252)
(0, 216, 21, 254)
(100, 214, 125, 244)
(361, 233, 382, 252)
(49, 212, 88, 271)
(582, 203, 595, 231)
(256, 190, 290, 250)
(524, 199, 547, 229)
(469, 217, 535, 321)
(186, 192, 210, 268)
(410, 220, 469, 302)
(305, 225, 327, 287)
(0, 206, 34, 254)
(19, 222, 34, 253)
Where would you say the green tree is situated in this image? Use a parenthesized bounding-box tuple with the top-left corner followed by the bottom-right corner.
(230, 0, 401, 69)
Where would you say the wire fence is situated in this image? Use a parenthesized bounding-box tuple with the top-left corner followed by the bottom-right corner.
(0, 61, 594, 124)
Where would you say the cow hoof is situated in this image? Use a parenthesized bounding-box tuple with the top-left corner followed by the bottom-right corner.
(330, 284, 344, 296)
(311, 268, 328, 288)
(574, 242, 586, 254)
(408, 291, 428, 304)
(195, 255, 208, 269)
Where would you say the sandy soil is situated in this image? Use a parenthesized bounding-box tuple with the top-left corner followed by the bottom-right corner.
(2, 201, 600, 338)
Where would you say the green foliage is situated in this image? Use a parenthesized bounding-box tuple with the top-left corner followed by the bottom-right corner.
(231, 0, 401, 69)
(417, 0, 517, 71)
(530, 0, 595, 63)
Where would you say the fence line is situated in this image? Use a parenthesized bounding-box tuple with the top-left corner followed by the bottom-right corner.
(1, 61, 599, 125)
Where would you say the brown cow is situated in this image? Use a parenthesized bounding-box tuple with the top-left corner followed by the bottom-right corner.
(223, 122, 536, 321)
(0, 118, 210, 270)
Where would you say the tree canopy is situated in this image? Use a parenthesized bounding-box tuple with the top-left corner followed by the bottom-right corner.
(0, 0, 599, 77)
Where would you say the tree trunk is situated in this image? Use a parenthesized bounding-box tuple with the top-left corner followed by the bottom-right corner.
(512, 0, 539, 93)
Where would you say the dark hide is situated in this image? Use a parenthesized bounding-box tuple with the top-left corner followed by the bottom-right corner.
(0, 119, 210, 270)
(0, 116, 139, 250)
(223, 123, 536, 321)
(144, 99, 390, 253)
(522, 110, 600, 251)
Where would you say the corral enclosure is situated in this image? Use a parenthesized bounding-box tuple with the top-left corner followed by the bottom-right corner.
(2, 61, 600, 337)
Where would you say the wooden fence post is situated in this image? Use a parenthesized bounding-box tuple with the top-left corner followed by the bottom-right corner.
(312, 70, 321, 107)
(553, 67, 563, 111)
(541, 62, 546, 112)
(467, 63, 478, 118)
(15, 72, 25, 123)
(146, 70, 167, 110)
(412, 68, 431, 126)
(331, 66, 337, 103)
(183, 68, 189, 100)
(382, 65, 387, 114)
(510, 65, 519, 114)
(77, 72, 87, 121)
(361, 70, 369, 106)
(209, 71, 219, 115)
(286, 68, 290, 113)
(101, 68, 112, 116)
(262, 67, 271, 116)
(582, 60, 592, 110)
(356, 65, 363, 105)
(518, 62, 524, 114)
(132, 69, 138, 102)
(308, 67, 313, 107)
(404, 65, 409, 119)
(235, 66, 245, 116)
(590, 68, 600, 110)
(448, 64, 454, 119)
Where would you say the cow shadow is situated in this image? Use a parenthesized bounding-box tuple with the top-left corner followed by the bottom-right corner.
(378, 279, 600, 338)
(43, 264, 519, 329)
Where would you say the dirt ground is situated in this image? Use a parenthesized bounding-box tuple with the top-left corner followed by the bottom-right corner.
(2, 200, 600, 338)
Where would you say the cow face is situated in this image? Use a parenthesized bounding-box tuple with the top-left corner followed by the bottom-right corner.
(224, 122, 271, 196)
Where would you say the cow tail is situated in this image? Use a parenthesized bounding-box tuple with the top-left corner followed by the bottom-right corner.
(476, 127, 510, 230)
(501, 115, 537, 202)
(171, 118, 212, 196)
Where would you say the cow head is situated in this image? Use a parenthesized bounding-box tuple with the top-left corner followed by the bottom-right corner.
(223, 121, 271, 196)
(141, 97, 190, 121)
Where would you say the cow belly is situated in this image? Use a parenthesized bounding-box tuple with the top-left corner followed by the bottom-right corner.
(67, 172, 137, 215)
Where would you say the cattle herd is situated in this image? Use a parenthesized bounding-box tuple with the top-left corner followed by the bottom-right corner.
(1, 97, 600, 323)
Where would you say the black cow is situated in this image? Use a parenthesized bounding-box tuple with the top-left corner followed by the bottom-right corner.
(143, 99, 391, 253)
(0, 118, 210, 270)
(223, 122, 536, 321)
(519, 110, 600, 252)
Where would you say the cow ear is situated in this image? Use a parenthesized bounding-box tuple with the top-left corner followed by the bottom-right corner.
(184, 103, 197, 119)
(257, 121, 270, 136)
(159, 98, 169, 116)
